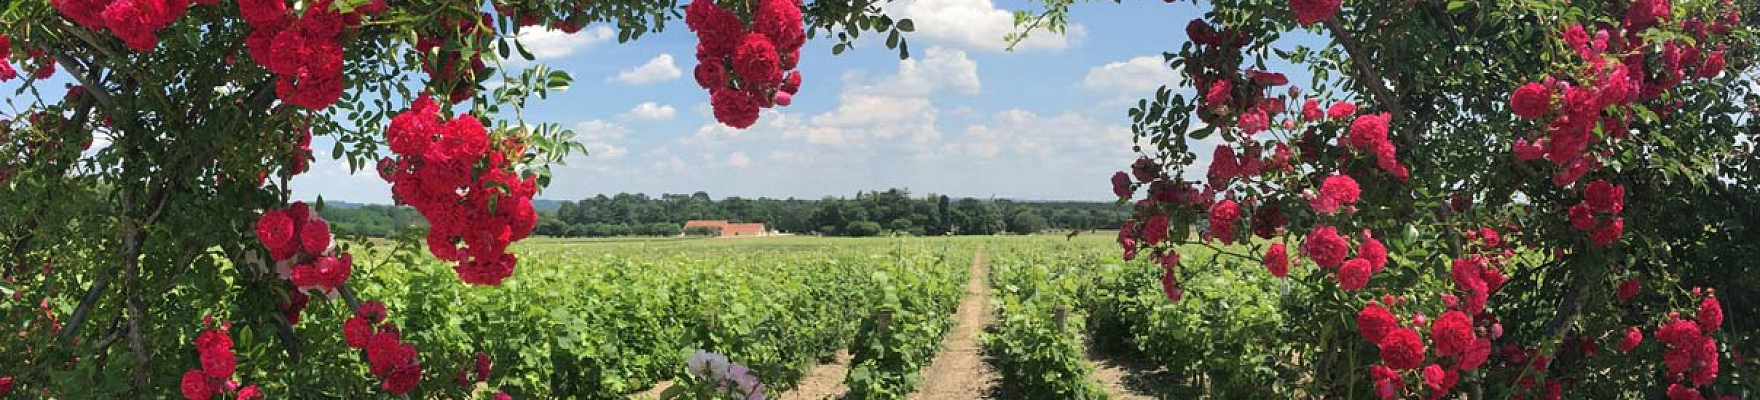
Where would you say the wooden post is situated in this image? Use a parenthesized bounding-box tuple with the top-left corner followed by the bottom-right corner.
(874, 308, 893, 335)
(1053, 306, 1069, 330)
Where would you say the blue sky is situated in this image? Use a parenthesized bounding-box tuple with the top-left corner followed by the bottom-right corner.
(289, 0, 1245, 204)
(6, 0, 1335, 203)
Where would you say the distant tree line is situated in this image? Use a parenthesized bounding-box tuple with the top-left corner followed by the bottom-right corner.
(318, 189, 1128, 238)
(541, 189, 1126, 237)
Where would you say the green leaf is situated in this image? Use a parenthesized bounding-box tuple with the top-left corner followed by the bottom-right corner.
(897, 19, 915, 32)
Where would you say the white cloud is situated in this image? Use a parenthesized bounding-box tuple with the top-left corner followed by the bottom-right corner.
(621, 101, 677, 121)
(1082, 55, 1180, 97)
(612, 54, 683, 85)
(727, 152, 751, 168)
(843, 46, 981, 97)
(510, 26, 614, 59)
(945, 109, 1132, 161)
(572, 119, 631, 160)
(887, 0, 1085, 51)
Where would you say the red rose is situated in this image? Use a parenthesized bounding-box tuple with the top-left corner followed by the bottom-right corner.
(1619, 326, 1643, 352)
(1357, 302, 1398, 344)
(1590, 217, 1623, 246)
(753, 0, 805, 54)
(1510, 82, 1552, 119)
(476, 352, 493, 382)
(1110, 171, 1134, 199)
(181, 369, 213, 400)
(382, 364, 422, 394)
(695, 61, 728, 89)
(1370, 365, 1402, 399)
(1347, 113, 1391, 151)
(1667, 384, 1703, 400)
(1208, 200, 1240, 244)
(1583, 180, 1625, 213)
(1160, 265, 1181, 302)
(1458, 338, 1491, 370)
(1430, 311, 1474, 357)
(1302, 99, 1323, 121)
(1617, 278, 1640, 302)
(237, 385, 264, 400)
(1379, 328, 1427, 370)
(1338, 258, 1371, 291)
(733, 34, 782, 89)
(1311, 174, 1360, 214)
(1142, 215, 1169, 245)
(710, 88, 761, 129)
(1302, 225, 1350, 269)
(1207, 145, 1238, 189)
(1131, 157, 1160, 183)
(1264, 243, 1290, 278)
(256, 209, 296, 260)
(1358, 232, 1387, 272)
(344, 316, 373, 348)
(1326, 101, 1357, 119)
(1289, 0, 1342, 26)
(1698, 295, 1722, 332)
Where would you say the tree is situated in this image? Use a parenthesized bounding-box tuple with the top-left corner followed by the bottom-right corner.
(1006, 211, 1049, 235)
(0, 0, 914, 395)
(842, 221, 882, 237)
(1082, 0, 1759, 397)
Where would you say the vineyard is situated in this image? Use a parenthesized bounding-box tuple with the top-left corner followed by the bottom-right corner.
(315, 234, 1339, 399)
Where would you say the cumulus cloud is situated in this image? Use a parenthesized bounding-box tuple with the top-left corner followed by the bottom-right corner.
(509, 26, 614, 59)
(1082, 55, 1180, 97)
(945, 109, 1133, 161)
(621, 101, 678, 121)
(843, 46, 981, 97)
(887, 0, 1085, 51)
(612, 54, 682, 85)
(573, 119, 632, 160)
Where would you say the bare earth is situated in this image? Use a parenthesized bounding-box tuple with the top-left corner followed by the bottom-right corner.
(906, 249, 999, 400)
(778, 350, 854, 400)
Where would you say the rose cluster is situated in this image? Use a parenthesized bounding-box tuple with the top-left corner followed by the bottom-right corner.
(1567, 179, 1626, 246)
(418, 13, 495, 104)
(382, 95, 538, 286)
(255, 201, 353, 302)
(53, 0, 194, 51)
(1357, 297, 1496, 400)
(686, 0, 806, 129)
(1508, 2, 1734, 188)
(1653, 292, 1724, 400)
(241, 0, 383, 109)
(180, 322, 264, 400)
(343, 301, 423, 394)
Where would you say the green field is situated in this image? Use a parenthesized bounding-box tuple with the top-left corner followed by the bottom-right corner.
(326, 234, 1286, 399)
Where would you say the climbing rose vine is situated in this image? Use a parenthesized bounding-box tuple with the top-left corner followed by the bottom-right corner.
(1107, 0, 1755, 397)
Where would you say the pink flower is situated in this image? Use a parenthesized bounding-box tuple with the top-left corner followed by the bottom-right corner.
(1617, 278, 1640, 302)
(1371, 365, 1403, 399)
(1358, 232, 1388, 272)
(1347, 113, 1391, 151)
(1583, 180, 1625, 213)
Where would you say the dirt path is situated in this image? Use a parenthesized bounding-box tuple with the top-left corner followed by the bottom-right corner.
(906, 249, 999, 400)
(778, 350, 853, 400)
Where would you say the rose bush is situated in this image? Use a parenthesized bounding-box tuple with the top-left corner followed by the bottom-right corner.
(0, 0, 912, 396)
(1094, 0, 1758, 397)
